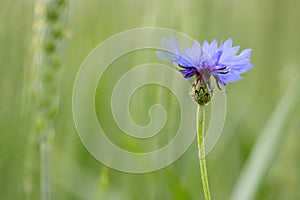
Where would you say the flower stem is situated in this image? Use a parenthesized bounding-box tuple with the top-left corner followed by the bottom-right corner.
(197, 105, 211, 200)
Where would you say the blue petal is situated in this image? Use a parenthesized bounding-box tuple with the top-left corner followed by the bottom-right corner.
(220, 72, 242, 83)
(202, 39, 221, 65)
(208, 39, 218, 56)
(183, 40, 201, 66)
(220, 48, 252, 66)
(156, 51, 177, 63)
(202, 40, 218, 56)
(239, 49, 252, 59)
(229, 63, 254, 73)
(219, 46, 240, 61)
(202, 40, 210, 51)
(161, 35, 182, 55)
(191, 40, 202, 63)
(222, 38, 233, 50)
(220, 57, 251, 66)
(201, 51, 215, 66)
(156, 36, 194, 67)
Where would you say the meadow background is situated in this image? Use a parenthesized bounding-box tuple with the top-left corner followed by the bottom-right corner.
(1, 0, 300, 199)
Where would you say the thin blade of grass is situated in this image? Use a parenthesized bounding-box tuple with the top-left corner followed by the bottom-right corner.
(230, 76, 300, 200)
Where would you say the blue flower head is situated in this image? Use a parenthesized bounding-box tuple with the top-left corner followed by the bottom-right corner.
(156, 36, 253, 96)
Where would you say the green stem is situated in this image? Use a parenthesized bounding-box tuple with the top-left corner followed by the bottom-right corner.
(31, 0, 68, 199)
(197, 105, 211, 200)
(40, 134, 52, 200)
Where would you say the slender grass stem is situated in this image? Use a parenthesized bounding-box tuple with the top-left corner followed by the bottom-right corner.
(30, 0, 68, 199)
(197, 105, 211, 200)
(40, 134, 52, 200)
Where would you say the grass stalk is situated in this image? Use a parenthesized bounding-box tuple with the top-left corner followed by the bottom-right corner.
(30, 0, 68, 199)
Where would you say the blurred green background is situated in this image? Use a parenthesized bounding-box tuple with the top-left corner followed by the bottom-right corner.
(1, 0, 300, 199)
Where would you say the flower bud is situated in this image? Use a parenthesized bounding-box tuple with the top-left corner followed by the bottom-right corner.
(190, 80, 212, 106)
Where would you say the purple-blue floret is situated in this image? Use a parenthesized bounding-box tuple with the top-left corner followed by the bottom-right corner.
(156, 36, 253, 89)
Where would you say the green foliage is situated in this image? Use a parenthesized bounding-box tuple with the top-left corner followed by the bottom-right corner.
(1, 0, 300, 199)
